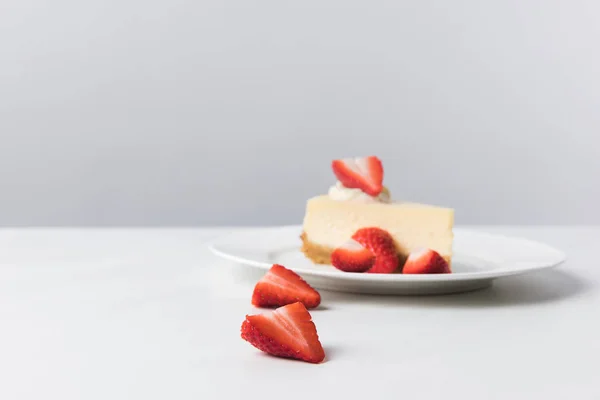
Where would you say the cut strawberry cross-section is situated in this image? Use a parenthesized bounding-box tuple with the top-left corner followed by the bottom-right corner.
(251, 264, 321, 309)
(331, 156, 384, 197)
(352, 227, 399, 274)
(402, 248, 451, 274)
(331, 238, 375, 273)
(241, 302, 325, 364)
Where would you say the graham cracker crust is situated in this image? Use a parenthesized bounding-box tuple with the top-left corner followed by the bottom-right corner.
(300, 232, 336, 265)
(300, 231, 451, 271)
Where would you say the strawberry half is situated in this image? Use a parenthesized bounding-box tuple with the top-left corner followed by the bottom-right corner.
(402, 248, 451, 274)
(241, 302, 325, 364)
(331, 238, 375, 272)
(252, 264, 321, 309)
(331, 156, 384, 197)
(352, 227, 399, 274)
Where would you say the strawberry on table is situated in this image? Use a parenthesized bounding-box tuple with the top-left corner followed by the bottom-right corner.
(241, 302, 325, 364)
(352, 227, 399, 274)
(251, 264, 321, 309)
(402, 248, 451, 274)
(331, 238, 375, 272)
(331, 156, 384, 197)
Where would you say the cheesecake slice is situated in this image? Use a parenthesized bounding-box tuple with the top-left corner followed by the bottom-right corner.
(301, 195, 454, 268)
(300, 156, 454, 271)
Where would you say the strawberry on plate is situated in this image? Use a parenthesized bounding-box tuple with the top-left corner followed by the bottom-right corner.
(241, 302, 325, 364)
(252, 264, 321, 309)
(352, 227, 399, 274)
(402, 248, 451, 274)
(331, 238, 375, 273)
(331, 156, 384, 197)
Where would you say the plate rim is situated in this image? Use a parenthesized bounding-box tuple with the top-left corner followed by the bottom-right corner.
(208, 225, 567, 282)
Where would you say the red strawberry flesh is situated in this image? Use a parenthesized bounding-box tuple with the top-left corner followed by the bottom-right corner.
(241, 302, 325, 363)
(402, 248, 451, 274)
(332, 156, 384, 197)
(352, 227, 399, 274)
(331, 238, 375, 273)
(252, 264, 321, 309)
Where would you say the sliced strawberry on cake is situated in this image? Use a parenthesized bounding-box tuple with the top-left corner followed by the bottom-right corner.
(402, 248, 451, 274)
(251, 264, 321, 309)
(241, 302, 325, 364)
(331, 156, 384, 197)
(331, 238, 375, 272)
(352, 227, 399, 274)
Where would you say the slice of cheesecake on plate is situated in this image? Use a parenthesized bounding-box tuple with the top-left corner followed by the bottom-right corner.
(300, 156, 454, 270)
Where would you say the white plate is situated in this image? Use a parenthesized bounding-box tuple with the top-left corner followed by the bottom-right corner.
(208, 226, 567, 295)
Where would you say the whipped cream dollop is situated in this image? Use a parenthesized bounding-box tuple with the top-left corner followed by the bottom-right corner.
(328, 181, 391, 203)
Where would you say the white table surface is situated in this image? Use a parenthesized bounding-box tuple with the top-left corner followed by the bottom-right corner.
(0, 227, 598, 400)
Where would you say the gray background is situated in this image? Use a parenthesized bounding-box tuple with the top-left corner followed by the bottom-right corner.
(1, 0, 598, 226)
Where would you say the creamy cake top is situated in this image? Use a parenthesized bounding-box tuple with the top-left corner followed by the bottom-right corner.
(328, 181, 391, 203)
